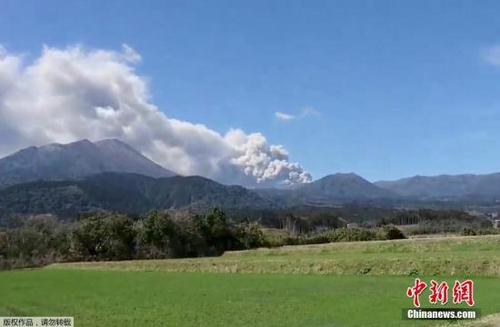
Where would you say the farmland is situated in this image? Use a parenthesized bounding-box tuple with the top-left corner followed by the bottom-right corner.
(1, 235, 500, 326)
(51, 235, 500, 276)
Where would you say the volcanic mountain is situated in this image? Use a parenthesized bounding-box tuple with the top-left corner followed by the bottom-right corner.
(0, 139, 175, 188)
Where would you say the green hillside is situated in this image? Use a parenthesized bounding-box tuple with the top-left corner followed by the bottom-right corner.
(0, 172, 273, 222)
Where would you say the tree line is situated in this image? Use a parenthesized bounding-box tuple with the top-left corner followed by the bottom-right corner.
(0, 207, 409, 270)
(0, 208, 265, 270)
(3, 207, 496, 270)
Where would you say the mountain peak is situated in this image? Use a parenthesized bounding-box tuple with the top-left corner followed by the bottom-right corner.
(296, 172, 393, 201)
(71, 138, 92, 144)
(95, 138, 129, 146)
(318, 173, 371, 185)
(0, 139, 176, 188)
(95, 138, 140, 153)
(324, 172, 363, 180)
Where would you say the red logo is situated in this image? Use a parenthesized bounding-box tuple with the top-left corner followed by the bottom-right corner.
(429, 280, 449, 305)
(406, 278, 427, 307)
(453, 280, 475, 306)
(406, 279, 475, 307)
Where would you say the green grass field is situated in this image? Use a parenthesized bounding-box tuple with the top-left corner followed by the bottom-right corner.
(1, 270, 499, 327)
(2, 235, 500, 327)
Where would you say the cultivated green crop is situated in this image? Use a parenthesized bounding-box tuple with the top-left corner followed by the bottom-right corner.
(1, 270, 499, 327)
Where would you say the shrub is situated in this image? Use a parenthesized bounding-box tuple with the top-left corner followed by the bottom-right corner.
(71, 214, 136, 261)
(410, 218, 493, 235)
(237, 222, 265, 249)
(0, 216, 71, 269)
(136, 211, 184, 258)
(261, 231, 291, 247)
(328, 228, 377, 242)
(191, 208, 241, 255)
(298, 232, 331, 245)
(461, 227, 477, 236)
(461, 227, 499, 236)
(377, 225, 406, 240)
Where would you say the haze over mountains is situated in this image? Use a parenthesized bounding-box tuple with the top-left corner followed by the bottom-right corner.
(1, 139, 500, 222)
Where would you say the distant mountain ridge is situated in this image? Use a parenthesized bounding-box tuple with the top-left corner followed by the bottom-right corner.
(258, 173, 396, 206)
(3, 139, 500, 221)
(0, 139, 175, 188)
(375, 173, 500, 200)
(0, 172, 274, 222)
(298, 173, 395, 200)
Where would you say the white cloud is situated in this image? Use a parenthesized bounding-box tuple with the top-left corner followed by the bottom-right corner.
(482, 45, 500, 66)
(275, 107, 320, 123)
(274, 111, 295, 122)
(121, 44, 142, 63)
(0, 44, 311, 187)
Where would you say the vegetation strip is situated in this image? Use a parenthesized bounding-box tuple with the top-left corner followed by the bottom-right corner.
(49, 235, 500, 277)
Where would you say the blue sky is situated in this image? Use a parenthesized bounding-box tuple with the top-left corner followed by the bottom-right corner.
(2, 0, 500, 181)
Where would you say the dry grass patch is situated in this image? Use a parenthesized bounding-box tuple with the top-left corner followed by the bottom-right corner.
(49, 235, 500, 277)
